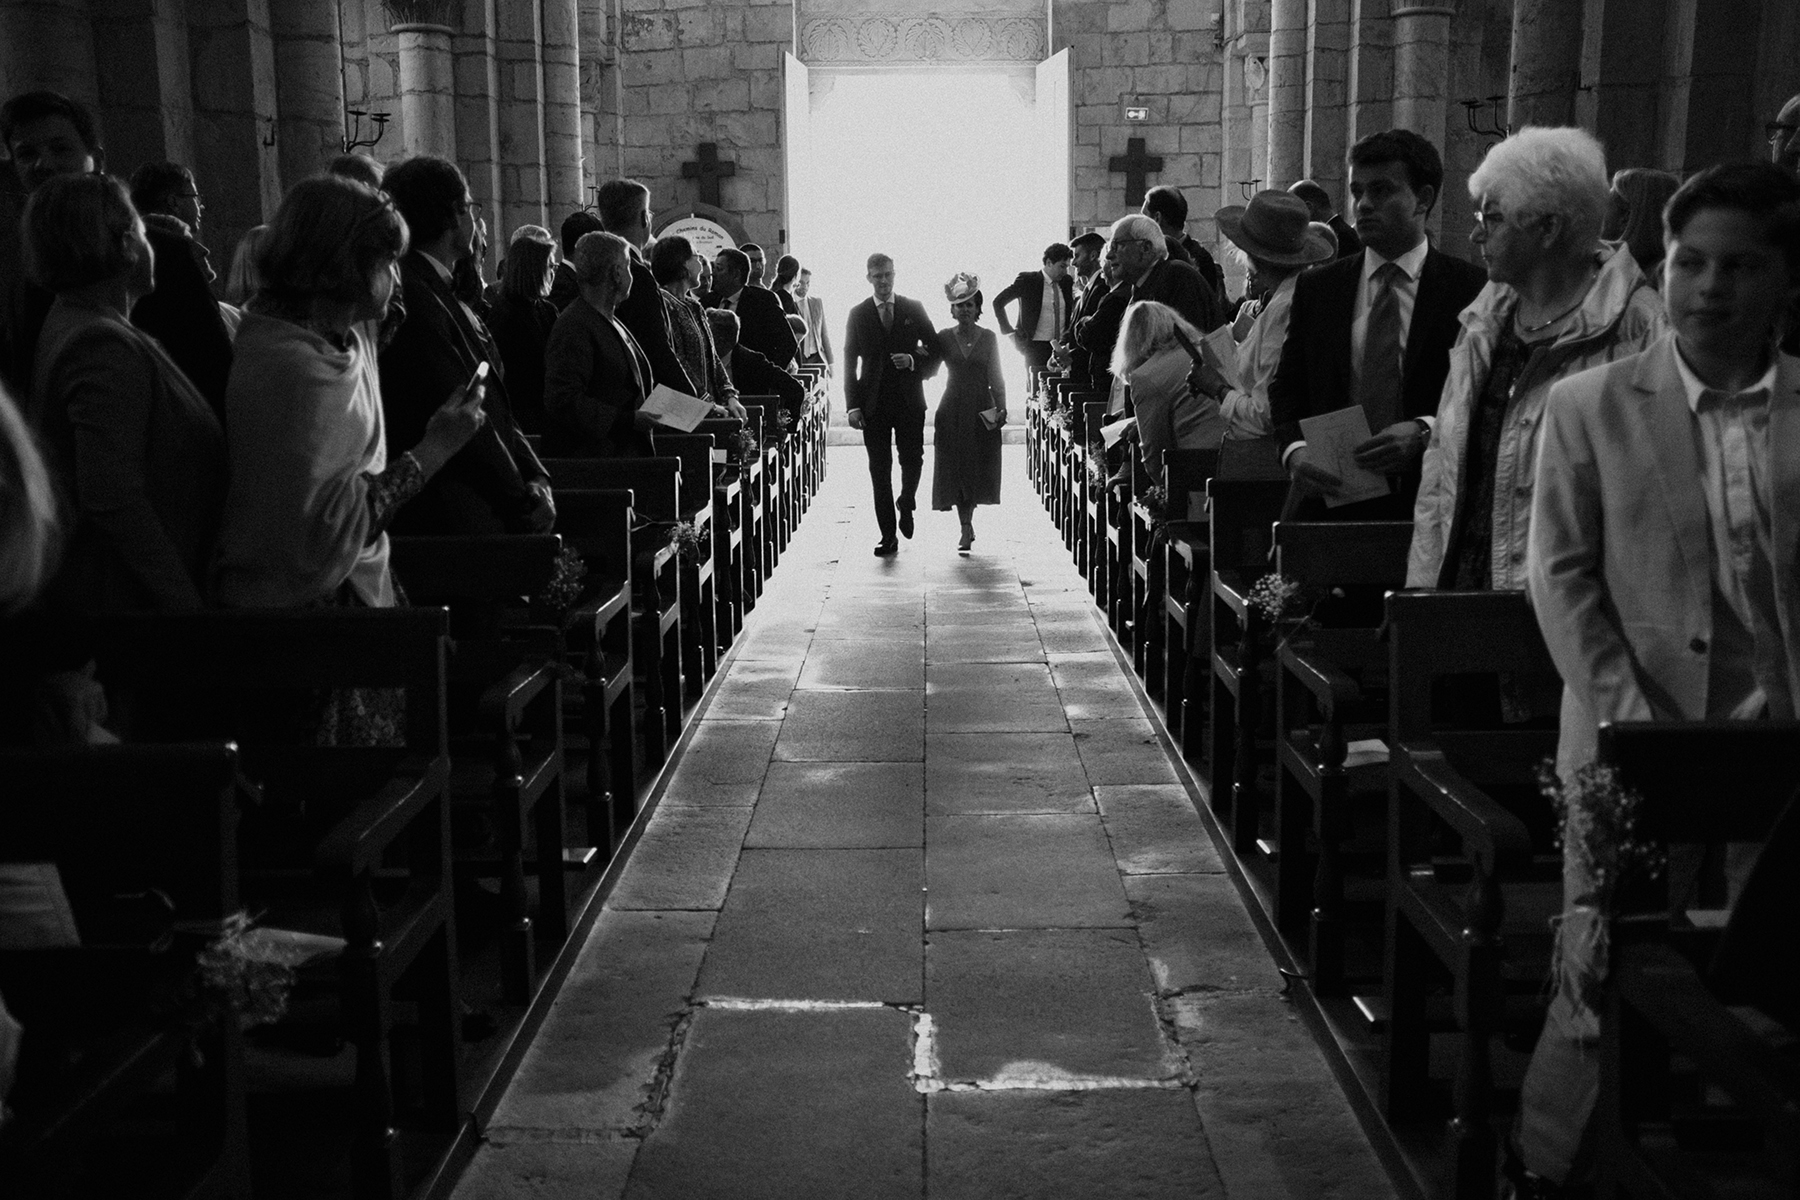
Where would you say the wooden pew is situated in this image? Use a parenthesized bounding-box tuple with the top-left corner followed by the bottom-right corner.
(387, 534, 569, 1004)
(652, 431, 721, 696)
(1596, 721, 1800, 1200)
(89, 609, 461, 1200)
(1270, 520, 1413, 995)
(1380, 590, 1562, 1198)
(1160, 447, 1218, 763)
(0, 744, 250, 1200)
(694, 416, 749, 643)
(736, 405, 769, 607)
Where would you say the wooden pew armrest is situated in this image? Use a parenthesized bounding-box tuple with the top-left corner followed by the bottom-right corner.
(1396, 742, 1532, 858)
(316, 753, 449, 876)
(1280, 644, 1361, 713)
(476, 659, 558, 731)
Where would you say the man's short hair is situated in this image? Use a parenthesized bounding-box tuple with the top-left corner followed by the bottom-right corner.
(1043, 242, 1073, 264)
(573, 230, 630, 287)
(1069, 231, 1105, 252)
(1107, 213, 1168, 260)
(649, 233, 694, 285)
(327, 153, 384, 190)
(559, 209, 604, 258)
(256, 175, 408, 306)
(866, 252, 893, 273)
(594, 179, 650, 233)
(742, 242, 764, 258)
(715, 247, 750, 283)
(1467, 126, 1610, 250)
(381, 155, 466, 247)
(127, 161, 195, 218)
(1349, 129, 1446, 202)
(1666, 161, 1800, 275)
(706, 308, 740, 344)
(1142, 185, 1188, 228)
(1, 90, 100, 156)
(21, 173, 136, 291)
(1287, 179, 1331, 210)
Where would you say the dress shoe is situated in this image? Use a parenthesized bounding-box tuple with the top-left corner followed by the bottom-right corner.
(898, 509, 914, 539)
(874, 538, 899, 557)
(958, 525, 974, 552)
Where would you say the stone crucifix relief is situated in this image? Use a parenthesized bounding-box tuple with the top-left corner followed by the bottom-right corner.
(682, 143, 738, 208)
(1108, 137, 1163, 207)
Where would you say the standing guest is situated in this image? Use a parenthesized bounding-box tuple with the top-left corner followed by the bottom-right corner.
(843, 253, 942, 555)
(1075, 252, 1132, 397)
(1195, 190, 1335, 439)
(1410, 127, 1666, 592)
(222, 224, 267, 307)
(993, 243, 1075, 377)
(215, 176, 485, 609)
(710, 247, 797, 370)
(1, 91, 103, 396)
(708, 309, 803, 432)
(794, 268, 833, 373)
(1270, 128, 1489, 519)
(550, 209, 603, 311)
(1111, 300, 1228, 484)
(651, 234, 740, 414)
(1106, 213, 1224, 335)
(379, 155, 552, 535)
(742, 243, 768, 288)
(932, 273, 1006, 553)
(452, 207, 492, 320)
(126, 160, 234, 419)
(594, 179, 698, 395)
(1289, 179, 1364, 261)
(543, 231, 655, 458)
(487, 224, 560, 434)
(1143, 184, 1226, 301)
(24, 173, 224, 613)
(1519, 160, 1800, 1195)
(1770, 91, 1800, 176)
(1059, 231, 1111, 383)
(326, 153, 384, 191)
(1601, 167, 1682, 279)
(771, 254, 802, 316)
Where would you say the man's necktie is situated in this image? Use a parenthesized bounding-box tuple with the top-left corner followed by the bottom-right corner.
(1051, 286, 1063, 338)
(880, 301, 892, 331)
(1359, 261, 1405, 434)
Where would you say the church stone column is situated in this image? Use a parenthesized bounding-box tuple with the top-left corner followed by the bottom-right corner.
(272, 0, 346, 187)
(387, 1, 457, 158)
(1391, 4, 1453, 147)
(90, 0, 196, 172)
(542, 0, 586, 220)
(1346, 0, 1394, 149)
(1306, 0, 1352, 198)
(1265, 0, 1308, 188)
(0, 0, 99, 114)
(1507, 0, 1582, 128)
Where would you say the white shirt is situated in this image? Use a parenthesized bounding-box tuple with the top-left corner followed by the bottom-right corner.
(1032, 275, 1065, 342)
(1350, 237, 1430, 381)
(1220, 273, 1297, 439)
(1674, 345, 1784, 719)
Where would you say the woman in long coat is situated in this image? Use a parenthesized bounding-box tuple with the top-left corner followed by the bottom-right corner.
(931, 272, 1005, 552)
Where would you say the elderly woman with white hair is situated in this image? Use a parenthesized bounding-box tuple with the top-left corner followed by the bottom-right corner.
(1407, 125, 1665, 591)
(1109, 300, 1228, 484)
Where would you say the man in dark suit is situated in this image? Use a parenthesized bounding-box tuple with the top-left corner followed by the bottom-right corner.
(844, 253, 942, 555)
(1106, 213, 1225, 333)
(710, 248, 797, 370)
(549, 209, 602, 311)
(707, 308, 804, 435)
(993, 243, 1075, 375)
(1289, 178, 1363, 261)
(1143, 185, 1226, 303)
(379, 155, 554, 535)
(1269, 129, 1489, 519)
(594, 179, 697, 396)
(1061, 232, 1114, 391)
(125, 161, 234, 422)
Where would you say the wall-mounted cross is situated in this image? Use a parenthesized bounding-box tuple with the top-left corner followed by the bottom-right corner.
(681, 143, 737, 208)
(1108, 137, 1163, 207)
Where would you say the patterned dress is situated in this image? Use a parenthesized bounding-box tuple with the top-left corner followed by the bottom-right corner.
(931, 324, 1005, 510)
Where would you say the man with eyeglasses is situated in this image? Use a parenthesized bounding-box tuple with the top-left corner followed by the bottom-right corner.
(1104, 213, 1222, 335)
(126, 160, 234, 419)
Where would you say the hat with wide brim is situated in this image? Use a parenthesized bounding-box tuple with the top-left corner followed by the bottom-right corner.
(1214, 191, 1336, 267)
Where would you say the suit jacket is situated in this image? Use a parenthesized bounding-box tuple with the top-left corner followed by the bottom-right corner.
(131, 216, 234, 422)
(548, 261, 580, 312)
(1166, 234, 1226, 301)
(843, 294, 942, 424)
(993, 270, 1075, 343)
(1327, 214, 1363, 261)
(801, 294, 834, 364)
(729, 343, 805, 431)
(1075, 284, 1129, 394)
(716, 284, 797, 371)
(617, 257, 697, 395)
(379, 251, 547, 535)
(1130, 257, 1224, 334)
(543, 296, 655, 458)
(1526, 336, 1800, 776)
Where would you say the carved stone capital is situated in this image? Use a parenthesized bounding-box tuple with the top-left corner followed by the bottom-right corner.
(383, 0, 458, 33)
(798, 14, 1047, 65)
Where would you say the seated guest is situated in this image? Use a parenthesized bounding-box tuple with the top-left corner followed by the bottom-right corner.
(379, 155, 553, 534)
(127, 160, 234, 419)
(543, 231, 654, 457)
(771, 254, 802, 316)
(1109, 300, 1227, 482)
(709, 247, 797, 369)
(326, 152, 384, 191)
(1192, 191, 1334, 439)
(707, 308, 803, 433)
(1601, 166, 1682, 280)
(1409, 126, 1665, 592)
(1518, 160, 1800, 1196)
(487, 224, 560, 433)
(650, 233, 740, 415)
(550, 209, 602, 311)
(215, 176, 484, 609)
(24, 173, 224, 613)
(794, 267, 833, 373)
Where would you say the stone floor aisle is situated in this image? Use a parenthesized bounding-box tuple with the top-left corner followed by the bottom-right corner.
(453, 446, 1396, 1200)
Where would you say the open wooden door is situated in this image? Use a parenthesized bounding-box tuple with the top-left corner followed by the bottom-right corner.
(783, 52, 813, 262)
(1035, 49, 1072, 240)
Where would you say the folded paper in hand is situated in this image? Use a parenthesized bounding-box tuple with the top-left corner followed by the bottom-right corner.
(640, 384, 711, 432)
(1100, 416, 1135, 449)
(1298, 407, 1390, 508)
(1200, 325, 1239, 382)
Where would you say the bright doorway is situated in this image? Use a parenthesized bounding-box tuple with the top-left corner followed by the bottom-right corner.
(785, 54, 1071, 411)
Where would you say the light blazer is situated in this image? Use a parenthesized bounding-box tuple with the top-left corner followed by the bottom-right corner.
(843, 294, 942, 424)
(801, 294, 833, 365)
(993, 269, 1075, 343)
(1525, 335, 1800, 777)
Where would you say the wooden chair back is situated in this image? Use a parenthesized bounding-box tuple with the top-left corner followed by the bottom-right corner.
(1385, 590, 1559, 741)
(1274, 521, 1413, 589)
(544, 456, 680, 521)
(1162, 447, 1217, 526)
(653, 432, 718, 517)
(1207, 477, 1289, 587)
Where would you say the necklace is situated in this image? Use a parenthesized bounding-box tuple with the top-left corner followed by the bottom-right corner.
(1515, 269, 1597, 334)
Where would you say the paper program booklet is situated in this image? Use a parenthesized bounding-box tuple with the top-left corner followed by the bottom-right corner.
(1298, 407, 1391, 508)
(640, 384, 712, 433)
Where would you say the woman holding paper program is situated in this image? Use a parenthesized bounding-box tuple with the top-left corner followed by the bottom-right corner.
(1109, 301, 1228, 489)
(930, 273, 1006, 553)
